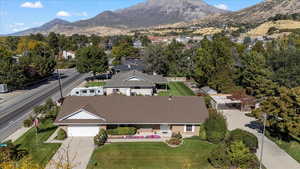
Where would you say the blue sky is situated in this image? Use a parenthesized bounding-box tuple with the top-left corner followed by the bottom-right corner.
(0, 0, 263, 34)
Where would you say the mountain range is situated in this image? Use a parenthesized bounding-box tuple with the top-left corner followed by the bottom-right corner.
(12, 0, 300, 36)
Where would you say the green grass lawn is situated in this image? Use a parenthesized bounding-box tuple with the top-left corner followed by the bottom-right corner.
(158, 82, 195, 96)
(14, 119, 61, 167)
(268, 135, 300, 163)
(85, 81, 106, 87)
(87, 137, 216, 169)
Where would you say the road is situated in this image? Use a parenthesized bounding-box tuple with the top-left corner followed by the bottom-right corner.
(0, 69, 89, 142)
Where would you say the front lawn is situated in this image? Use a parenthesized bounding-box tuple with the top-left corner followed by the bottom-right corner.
(268, 135, 300, 163)
(14, 119, 61, 167)
(85, 81, 106, 87)
(158, 82, 195, 96)
(87, 137, 216, 169)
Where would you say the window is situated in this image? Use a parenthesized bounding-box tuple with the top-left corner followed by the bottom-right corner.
(82, 90, 87, 94)
(89, 89, 95, 93)
(113, 89, 119, 93)
(76, 91, 79, 94)
(185, 125, 194, 132)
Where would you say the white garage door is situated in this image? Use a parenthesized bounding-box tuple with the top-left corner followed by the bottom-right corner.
(68, 126, 99, 137)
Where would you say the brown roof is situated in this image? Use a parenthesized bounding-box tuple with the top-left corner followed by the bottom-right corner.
(55, 96, 209, 125)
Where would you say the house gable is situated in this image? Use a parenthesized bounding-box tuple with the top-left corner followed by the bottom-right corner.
(60, 108, 106, 121)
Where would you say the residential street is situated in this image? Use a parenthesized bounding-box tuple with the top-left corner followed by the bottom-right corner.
(0, 69, 89, 142)
(223, 110, 300, 169)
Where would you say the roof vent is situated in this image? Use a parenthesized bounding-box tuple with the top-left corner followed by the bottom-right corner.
(168, 96, 172, 101)
(128, 64, 131, 69)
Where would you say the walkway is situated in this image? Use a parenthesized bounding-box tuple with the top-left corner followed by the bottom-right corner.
(46, 137, 94, 169)
(223, 110, 300, 169)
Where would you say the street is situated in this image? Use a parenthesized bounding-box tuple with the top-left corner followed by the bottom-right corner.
(0, 69, 89, 142)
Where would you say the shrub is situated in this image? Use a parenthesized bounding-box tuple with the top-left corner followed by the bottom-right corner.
(227, 129, 258, 153)
(167, 138, 182, 145)
(55, 128, 67, 140)
(204, 109, 227, 143)
(227, 141, 258, 169)
(208, 144, 230, 168)
(198, 124, 207, 140)
(23, 116, 34, 127)
(171, 132, 182, 139)
(94, 129, 108, 146)
(107, 127, 136, 135)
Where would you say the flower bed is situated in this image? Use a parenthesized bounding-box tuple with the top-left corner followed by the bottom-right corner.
(109, 135, 161, 139)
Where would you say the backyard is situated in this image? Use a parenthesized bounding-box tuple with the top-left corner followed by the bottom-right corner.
(14, 119, 61, 167)
(158, 82, 195, 96)
(87, 137, 216, 169)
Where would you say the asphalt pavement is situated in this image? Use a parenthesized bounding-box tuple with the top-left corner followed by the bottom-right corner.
(0, 69, 89, 142)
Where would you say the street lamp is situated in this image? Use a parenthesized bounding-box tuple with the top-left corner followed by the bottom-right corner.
(259, 113, 267, 169)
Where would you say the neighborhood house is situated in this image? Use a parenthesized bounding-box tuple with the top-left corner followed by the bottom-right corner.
(54, 96, 209, 137)
(104, 70, 167, 96)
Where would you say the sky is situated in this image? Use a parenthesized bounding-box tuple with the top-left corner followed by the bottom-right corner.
(0, 0, 263, 34)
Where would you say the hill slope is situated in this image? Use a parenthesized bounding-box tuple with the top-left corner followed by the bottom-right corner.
(12, 0, 227, 35)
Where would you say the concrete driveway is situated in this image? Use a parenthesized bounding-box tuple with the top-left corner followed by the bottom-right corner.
(223, 110, 300, 169)
(46, 137, 95, 169)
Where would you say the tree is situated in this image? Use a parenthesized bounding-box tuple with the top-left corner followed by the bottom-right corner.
(5, 36, 20, 51)
(227, 141, 257, 169)
(48, 32, 60, 55)
(236, 51, 278, 98)
(193, 36, 236, 93)
(204, 109, 227, 143)
(94, 129, 108, 146)
(76, 46, 108, 75)
(111, 42, 139, 65)
(143, 44, 169, 75)
(253, 87, 300, 139)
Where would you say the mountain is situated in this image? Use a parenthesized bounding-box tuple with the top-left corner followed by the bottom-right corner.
(201, 0, 300, 25)
(73, 0, 227, 28)
(11, 0, 227, 35)
(12, 19, 71, 36)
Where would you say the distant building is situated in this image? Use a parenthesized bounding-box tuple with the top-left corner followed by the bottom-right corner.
(62, 51, 75, 60)
(70, 87, 104, 96)
(104, 70, 167, 96)
(111, 58, 145, 73)
(0, 84, 8, 93)
(133, 40, 143, 48)
(199, 86, 217, 95)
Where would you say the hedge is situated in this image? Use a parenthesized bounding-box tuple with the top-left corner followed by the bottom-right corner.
(107, 127, 137, 135)
(227, 129, 258, 153)
(55, 128, 67, 140)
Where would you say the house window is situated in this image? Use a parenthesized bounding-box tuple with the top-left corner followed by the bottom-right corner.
(82, 90, 87, 94)
(185, 125, 194, 132)
(89, 89, 95, 93)
(113, 89, 119, 93)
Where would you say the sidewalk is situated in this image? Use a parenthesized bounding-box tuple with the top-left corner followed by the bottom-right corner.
(223, 110, 300, 169)
(3, 126, 31, 142)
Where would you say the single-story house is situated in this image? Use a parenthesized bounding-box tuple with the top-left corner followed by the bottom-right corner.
(54, 96, 209, 137)
(104, 70, 167, 96)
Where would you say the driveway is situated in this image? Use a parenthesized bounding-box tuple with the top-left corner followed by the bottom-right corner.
(46, 137, 95, 169)
(223, 110, 300, 169)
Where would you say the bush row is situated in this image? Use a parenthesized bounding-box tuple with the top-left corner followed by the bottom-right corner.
(107, 127, 137, 135)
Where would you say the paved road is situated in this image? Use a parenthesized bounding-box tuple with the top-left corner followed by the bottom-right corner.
(0, 69, 89, 142)
(223, 110, 300, 169)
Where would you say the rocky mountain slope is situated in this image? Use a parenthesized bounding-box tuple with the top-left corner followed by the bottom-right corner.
(200, 0, 300, 25)
(12, 0, 227, 35)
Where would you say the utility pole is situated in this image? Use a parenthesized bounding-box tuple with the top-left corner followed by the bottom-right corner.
(259, 113, 267, 169)
(57, 67, 63, 99)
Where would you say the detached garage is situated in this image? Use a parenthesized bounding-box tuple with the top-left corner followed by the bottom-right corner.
(68, 126, 99, 137)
